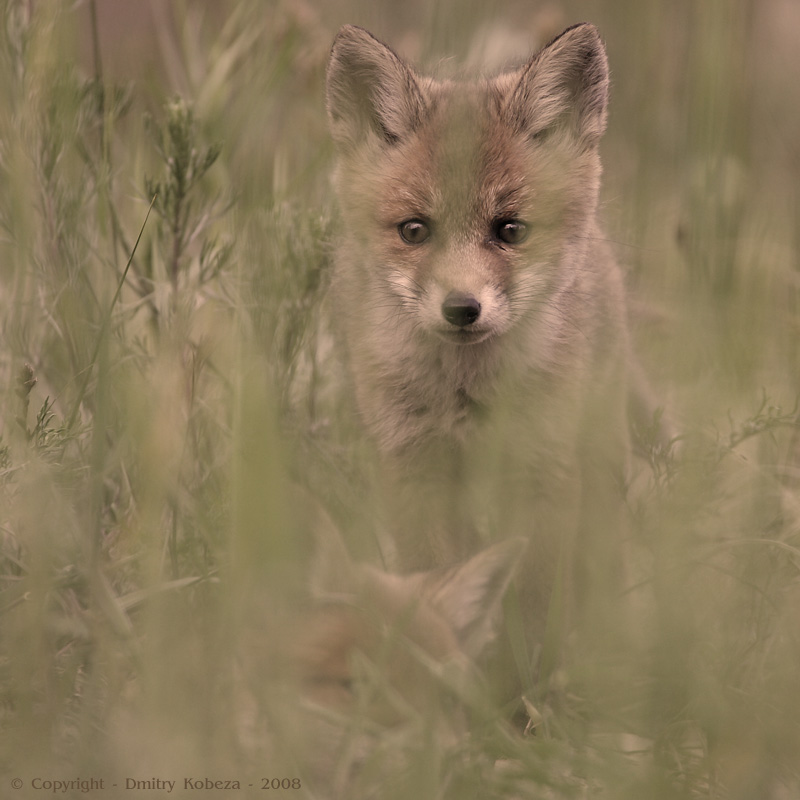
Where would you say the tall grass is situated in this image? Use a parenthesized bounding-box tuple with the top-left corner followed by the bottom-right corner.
(0, 1, 798, 798)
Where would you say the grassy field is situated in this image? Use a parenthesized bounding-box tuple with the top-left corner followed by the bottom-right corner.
(1, 1, 798, 798)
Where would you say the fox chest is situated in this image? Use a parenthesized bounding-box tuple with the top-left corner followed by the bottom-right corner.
(380, 347, 578, 456)
(414, 384, 487, 436)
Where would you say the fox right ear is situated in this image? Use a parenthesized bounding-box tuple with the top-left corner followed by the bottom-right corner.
(326, 25, 426, 149)
(426, 538, 527, 660)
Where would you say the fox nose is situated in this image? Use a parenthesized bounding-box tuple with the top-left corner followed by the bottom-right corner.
(441, 291, 481, 327)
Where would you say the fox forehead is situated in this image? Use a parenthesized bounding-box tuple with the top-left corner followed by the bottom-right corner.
(374, 89, 536, 231)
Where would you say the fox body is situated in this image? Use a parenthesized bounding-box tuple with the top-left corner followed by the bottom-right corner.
(326, 25, 634, 656)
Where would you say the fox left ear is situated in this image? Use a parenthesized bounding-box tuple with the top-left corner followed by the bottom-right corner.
(504, 23, 609, 147)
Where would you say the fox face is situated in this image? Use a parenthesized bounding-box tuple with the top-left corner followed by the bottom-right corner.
(327, 24, 608, 343)
(326, 24, 616, 456)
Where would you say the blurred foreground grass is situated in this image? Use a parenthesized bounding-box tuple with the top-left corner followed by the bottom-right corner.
(0, 1, 798, 798)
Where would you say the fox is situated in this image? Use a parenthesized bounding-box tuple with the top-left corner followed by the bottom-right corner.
(294, 534, 525, 714)
(325, 24, 651, 689)
(249, 534, 525, 798)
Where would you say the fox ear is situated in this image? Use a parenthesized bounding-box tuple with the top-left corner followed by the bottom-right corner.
(505, 23, 609, 146)
(326, 25, 426, 149)
(425, 538, 527, 660)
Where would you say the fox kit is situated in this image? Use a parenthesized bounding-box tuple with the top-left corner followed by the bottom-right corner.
(257, 537, 524, 798)
(326, 25, 638, 673)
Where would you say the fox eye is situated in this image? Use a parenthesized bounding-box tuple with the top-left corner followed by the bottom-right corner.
(398, 219, 431, 245)
(493, 219, 528, 245)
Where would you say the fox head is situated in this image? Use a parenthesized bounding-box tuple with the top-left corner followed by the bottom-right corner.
(263, 536, 525, 797)
(293, 535, 525, 720)
(326, 24, 609, 350)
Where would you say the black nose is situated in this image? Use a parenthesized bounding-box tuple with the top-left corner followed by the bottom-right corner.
(441, 291, 481, 327)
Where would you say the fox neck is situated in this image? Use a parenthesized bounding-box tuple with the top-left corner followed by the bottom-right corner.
(353, 323, 509, 457)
